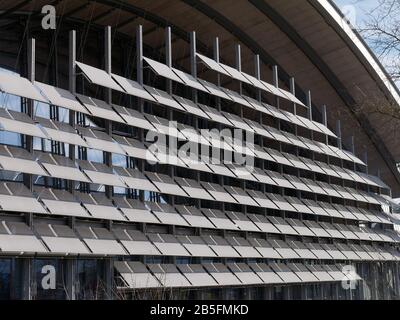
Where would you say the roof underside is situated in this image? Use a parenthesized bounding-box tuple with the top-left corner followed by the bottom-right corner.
(0, 0, 399, 194)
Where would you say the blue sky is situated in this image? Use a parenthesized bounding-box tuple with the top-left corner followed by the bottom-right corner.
(333, 0, 378, 27)
(333, 0, 400, 87)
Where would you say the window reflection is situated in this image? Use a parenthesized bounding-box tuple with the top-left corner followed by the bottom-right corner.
(32, 259, 67, 300)
(0, 259, 11, 299)
(76, 259, 103, 300)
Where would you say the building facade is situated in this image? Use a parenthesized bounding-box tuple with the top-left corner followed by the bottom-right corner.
(0, 0, 399, 300)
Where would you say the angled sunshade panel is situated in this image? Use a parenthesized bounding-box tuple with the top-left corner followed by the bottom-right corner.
(247, 214, 280, 234)
(197, 104, 233, 126)
(227, 263, 262, 284)
(171, 68, 209, 93)
(36, 187, 90, 218)
(0, 109, 47, 138)
(0, 71, 48, 103)
(173, 95, 209, 118)
(259, 80, 289, 100)
(36, 117, 88, 147)
(200, 182, 238, 204)
(342, 149, 366, 166)
(202, 263, 241, 286)
(111, 74, 156, 101)
(118, 230, 161, 256)
(143, 57, 184, 83)
(116, 261, 161, 289)
(77, 127, 125, 155)
(76, 94, 125, 124)
(197, 79, 232, 100)
(35, 82, 89, 114)
(0, 182, 47, 214)
(76, 61, 124, 92)
(243, 96, 273, 115)
(268, 217, 298, 236)
(281, 89, 305, 106)
(36, 223, 89, 255)
(225, 211, 259, 232)
(147, 202, 189, 227)
(313, 121, 336, 137)
(117, 199, 159, 224)
(221, 112, 254, 132)
(77, 161, 125, 187)
(148, 234, 190, 257)
(112, 105, 155, 131)
(37, 153, 90, 183)
(263, 103, 289, 121)
(246, 120, 275, 139)
(283, 174, 311, 192)
(175, 177, 213, 201)
(264, 126, 292, 145)
(177, 264, 218, 286)
(145, 172, 188, 197)
(175, 205, 215, 229)
(221, 87, 254, 108)
(196, 53, 231, 76)
(76, 226, 126, 255)
(149, 264, 192, 287)
(281, 111, 308, 128)
(77, 194, 126, 221)
(219, 63, 253, 84)
(114, 167, 158, 192)
(225, 186, 258, 206)
(143, 85, 185, 111)
(201, 209, 239, 230)
(0, 221, 48, 254)
(114, 137, 155, 161)
(0, 145, 47, 176)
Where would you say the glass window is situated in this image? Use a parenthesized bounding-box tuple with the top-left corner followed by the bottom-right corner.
(0, 259, 11, 299)
(32, 259, 67, 300)
(76, 259, 102, 300)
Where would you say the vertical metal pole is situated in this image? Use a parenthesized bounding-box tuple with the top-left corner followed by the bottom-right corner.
(212, 36, 225, 212)
(350, 136, 355, 154)
(336, 120, 342, 150)
(137, 26, 144, 91)
(21, 258, 32, 300)
(289, 77, 298, 140)
(306, 90, 314, 146)
(235, 44, 246, 210)
(137, 25, 145, 202)
(165, 26, 175, 205)
(165, 27, 172, 95)
(190, 31, 197, 104)
(66, 32, 77, 300)
(68, 30, 76, 191)
(213, 37, 221, 111)
(364, 150, 368, 174)
(321, 105, 327, 127)
(254, 54, 262, 102)
(306, 90, 312, 121)
(272, 65, 280, 110)
(24, 38, 35, 190)
(235, 44, 242, 95)
(104, 26, 113, 198)
(190, 31, 201, 211)
(22, 38, 35, 300)
(289, 77, 296, 116)
(104, 26, 113, 299)
(321, 104, 328, 145)
(255, 54, 263, 127)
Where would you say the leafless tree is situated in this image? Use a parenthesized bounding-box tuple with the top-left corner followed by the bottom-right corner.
(341, 0, 400, 124)
(359, 0, 400, 82)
